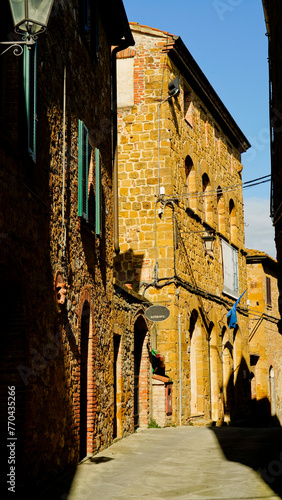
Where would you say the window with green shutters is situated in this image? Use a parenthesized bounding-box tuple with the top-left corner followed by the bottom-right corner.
(23, 44, 37, 162)
(78, 120, 102, 236)
(78, 120, 90, 220)
(94, 147, 102, 236)
(266, 276, 272, 307)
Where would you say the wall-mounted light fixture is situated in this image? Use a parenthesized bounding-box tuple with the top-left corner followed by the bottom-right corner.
(1, 0, 54, 56)
(202, 230, 215, 254)
(168, 76, 180, 97)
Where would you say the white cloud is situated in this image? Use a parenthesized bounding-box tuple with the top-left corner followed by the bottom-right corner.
(243, 197, 276, 259)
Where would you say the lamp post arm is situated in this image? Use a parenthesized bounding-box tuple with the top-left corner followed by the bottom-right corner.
(0, 37, 35, 57)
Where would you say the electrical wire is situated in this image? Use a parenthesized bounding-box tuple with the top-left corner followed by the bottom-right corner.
(162, 174, 271, 200)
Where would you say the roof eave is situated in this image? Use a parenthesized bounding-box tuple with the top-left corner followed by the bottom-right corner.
(165, 36, 250, 153)
(100, 0, 135, 48)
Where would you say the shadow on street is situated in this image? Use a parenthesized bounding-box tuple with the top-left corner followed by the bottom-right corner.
(210, 426, 282, 499)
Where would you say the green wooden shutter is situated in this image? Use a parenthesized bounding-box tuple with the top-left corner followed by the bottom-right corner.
(95, 147, 102, 236)
(23, 43, 37, 161)
(78, 120, 89, 220)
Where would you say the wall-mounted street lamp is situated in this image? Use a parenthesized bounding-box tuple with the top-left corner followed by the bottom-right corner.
(0, 0, 54, 56)
(202, 230, 215, 254)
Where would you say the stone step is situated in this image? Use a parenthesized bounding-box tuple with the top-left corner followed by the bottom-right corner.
(189, 418, 214, 427)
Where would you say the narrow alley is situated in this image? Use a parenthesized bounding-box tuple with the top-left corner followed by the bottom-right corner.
(37, 426, 282, 500)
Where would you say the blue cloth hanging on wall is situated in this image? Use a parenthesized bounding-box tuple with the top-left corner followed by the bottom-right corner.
(227, 290, 247, 328)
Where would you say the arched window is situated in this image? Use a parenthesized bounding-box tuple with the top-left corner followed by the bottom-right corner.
(202, 173, 213, 225)
(269, 366, 276, 416)
(80, 301, 91, 460)
(185, 155, 197, 212)
(217, 186, 225, 234)
(229, 199, 237, 244)
(185, 155, 193, 190)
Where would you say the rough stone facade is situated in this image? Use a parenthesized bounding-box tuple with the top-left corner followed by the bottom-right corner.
(246, 249, 282, 425)
(115, 23, 251, 426)
(0, 0, 133, 494)
(113, 280, 152, 436)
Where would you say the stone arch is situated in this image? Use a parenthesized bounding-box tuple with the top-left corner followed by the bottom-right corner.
(133, 312, 150, 429)
(269, 365, 276, 416)
(209, 323, 220, 422)
(222, 328, 234, 424)
(189, 310, 204, 415)
(113, 331, 122, 439)
(77, 287, 96, 460)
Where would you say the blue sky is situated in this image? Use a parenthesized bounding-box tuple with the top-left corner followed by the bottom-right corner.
(122, 0, 276, 258)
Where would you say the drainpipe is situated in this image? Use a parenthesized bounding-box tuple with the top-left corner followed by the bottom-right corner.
(111, 37, 134, 255)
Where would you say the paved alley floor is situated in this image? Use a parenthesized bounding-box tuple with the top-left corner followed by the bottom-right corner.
(38, 426, 282, 500)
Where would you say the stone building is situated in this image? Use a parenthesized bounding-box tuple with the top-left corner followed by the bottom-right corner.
(115, 23, 251, 426)
(262, 1, 282, 322)
(246, 249, 282, 425)
(0, 0, 134, 494)
(113, 279, 152, 436)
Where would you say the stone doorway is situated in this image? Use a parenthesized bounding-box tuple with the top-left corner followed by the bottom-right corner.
(113, 334, 121, 439)
(79, 301, 90, 460)
(134, 315, 149, 429)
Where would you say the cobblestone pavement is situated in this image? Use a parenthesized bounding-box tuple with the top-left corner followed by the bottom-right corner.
(38, 426, 282, 500)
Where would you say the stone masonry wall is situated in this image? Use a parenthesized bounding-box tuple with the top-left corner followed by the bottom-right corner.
(113, 282, 152, 434)
(115, 23, 250, 425)
(0, 1, 116, 492)
(247, 252, 282, 425)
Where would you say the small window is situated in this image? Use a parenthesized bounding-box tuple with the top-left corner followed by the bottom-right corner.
(266, 276, 272, 307)
(217, 186, 225, 234)
(78, 120, 91, 220)
(185, 155, 193, 189)
(202, 173, 212, 224)
(80, 0, 89, 33)
(79, 0, 99, 59)
(229, 199, 237, 245)
(23, 44, 37, 161)
(78, 120, 102, 236)
(94, 147, 102, 236)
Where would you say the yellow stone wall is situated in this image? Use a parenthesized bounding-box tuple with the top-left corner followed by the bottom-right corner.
(247, 251, 282, 425)
(115, 24, 250, 425)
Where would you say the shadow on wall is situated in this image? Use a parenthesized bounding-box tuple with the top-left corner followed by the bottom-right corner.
(114, 249, 146, 291)
(210, 426, 282, 499)
(223, 355, 251, 426)
(223, 351, 281, 429)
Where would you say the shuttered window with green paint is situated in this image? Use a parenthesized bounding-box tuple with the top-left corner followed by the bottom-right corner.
(95, 147, 102, 236)
(78, 120, 91, 220)
(78, 120, 102, 234)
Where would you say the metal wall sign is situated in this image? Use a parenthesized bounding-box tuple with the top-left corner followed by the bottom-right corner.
(145, 305, 170, 322)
